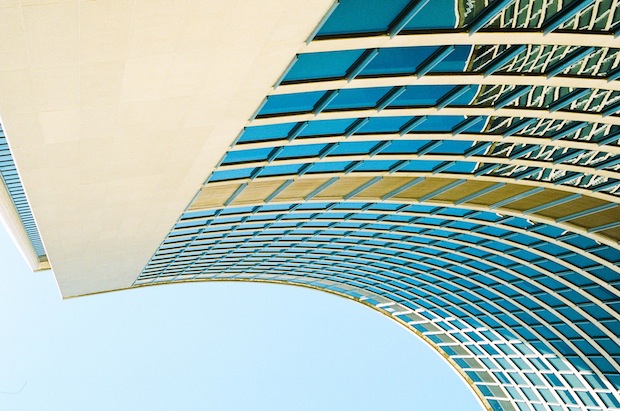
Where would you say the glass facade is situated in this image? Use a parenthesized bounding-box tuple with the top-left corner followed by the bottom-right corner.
(133, 2, 620, 410)
(1, 1, 619, 410)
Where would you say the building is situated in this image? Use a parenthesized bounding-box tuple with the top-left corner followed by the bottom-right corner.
(0, 0, 619, 410)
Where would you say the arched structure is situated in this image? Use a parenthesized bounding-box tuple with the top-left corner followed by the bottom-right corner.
(0, 1, 619, 410)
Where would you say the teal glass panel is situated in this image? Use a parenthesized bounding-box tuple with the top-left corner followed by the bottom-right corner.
(360, 46, 436, 76)
(259, 92, 325, 116)
(326, 87, 392, 110)
(317, 0, 411, 36)
(284, 50, 365, 82)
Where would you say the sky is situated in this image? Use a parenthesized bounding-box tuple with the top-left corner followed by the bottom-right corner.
(0, 224, 483, 411)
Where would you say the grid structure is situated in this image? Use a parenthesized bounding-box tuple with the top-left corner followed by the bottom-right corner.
(0, 125, 45, 259)
(76, 0, 620, 409)
(1, 1, 617, 409)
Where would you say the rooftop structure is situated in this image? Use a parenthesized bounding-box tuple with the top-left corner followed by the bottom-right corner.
(0, 0, 619, 410)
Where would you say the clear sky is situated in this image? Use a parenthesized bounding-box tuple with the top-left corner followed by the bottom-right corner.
(0, 224, 483, 411)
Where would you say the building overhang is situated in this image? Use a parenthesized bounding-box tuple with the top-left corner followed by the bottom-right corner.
(0, 0, 334, 297)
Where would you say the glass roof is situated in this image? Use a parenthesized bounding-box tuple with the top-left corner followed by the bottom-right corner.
(132, 1, 620, 410)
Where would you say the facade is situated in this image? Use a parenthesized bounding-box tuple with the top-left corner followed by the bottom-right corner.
(0, 0, 619, 410)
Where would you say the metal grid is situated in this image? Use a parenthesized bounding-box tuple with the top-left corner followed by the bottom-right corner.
(137, 199, 620, 411)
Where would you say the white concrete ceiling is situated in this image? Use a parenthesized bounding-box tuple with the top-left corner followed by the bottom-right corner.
(0, 0, 334, 297)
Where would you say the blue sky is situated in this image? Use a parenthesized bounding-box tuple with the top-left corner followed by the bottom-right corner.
(0, 224, 482, 410)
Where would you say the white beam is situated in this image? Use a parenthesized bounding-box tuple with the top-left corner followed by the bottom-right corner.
(304, 31, 620, 53)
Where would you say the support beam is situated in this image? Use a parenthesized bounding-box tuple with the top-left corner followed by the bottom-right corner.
(482, 45, 527, 77)
(388, 0, 431, 37)
(304, 32, 620, 54)
(416, 45, 455, 78)
(272, 72, 620, 96)
(252, 107, 620, 129)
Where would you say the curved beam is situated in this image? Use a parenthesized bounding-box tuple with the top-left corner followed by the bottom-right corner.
(272, 74, 620, 95)
(304, 31, 620, 53)
(251, 107, 620, 128)
(230, 132, 620, 155)
(229, 133, 620, 170)
(216, 154, 620, 189)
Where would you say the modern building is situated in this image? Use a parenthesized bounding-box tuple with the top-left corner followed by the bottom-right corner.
(0, 0, 619, 410)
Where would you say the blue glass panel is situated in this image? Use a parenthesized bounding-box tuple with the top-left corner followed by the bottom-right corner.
(209, 168, 254, 182)
(537, 260, 569, 273)
(317, 0, 411, 36)
(358, 116, 411, 133)
(298, 118, 357, 137)
(259, 164, 304, 177)
(183, 210, 217, 220)
(474, 211, 503, 222)
(562, 234, 600, 249)
(558, 290, 590, 304)
(447, 221, 476, 230)
(381, 140, 427, 154)
(430, 45, 473, 72)
(428, 140, 474, 154)
(443, 161, 476, 173)
(284, 50, 365, 82)
(588, 285, 618, 301)
(556, 307, 585, 323)
(414, 115, 465, 131)
(591, 246, 620, 263)
(537, 293, 563, 307)
(307, 161, 355, 174)
(582, 303, 614, 320)
(600, 392, 620, 408)
(597, 339, 620, 356)
(562, 273, 593, 287)
(483, 242, 512, 254)
(502, 217, 533, 229)
(563, 254, 596, 269)
(534, 242, 570, 256)
(222, 147, 272, 165)
(259, 92, 324, 116)
(402, 0, 457, 30)
(392, 85, 455, 106)
(355, 160, 399, 171)
(329, 141, 378, 156)
(509, 233, 538, 246)
(327, 87, 392, 110)
(589, 356, 616, 373)
(589, 266, 620, 282)
(401, 160, 443, 172)
(360, 46, 436, 76)
(237, 123, 296, 143)
(276, 143, 326, 160)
